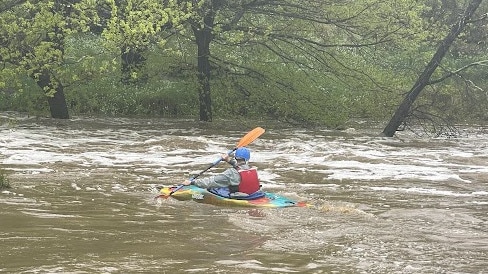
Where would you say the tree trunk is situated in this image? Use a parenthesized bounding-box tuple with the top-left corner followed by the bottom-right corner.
(381, 0, 483, 137)
(47, 88, 70, 119)
(195, 30, 212, 122)
(193, 18, 214, 122)
(35, 70, 70, 119)
(31, 0, 70, 119)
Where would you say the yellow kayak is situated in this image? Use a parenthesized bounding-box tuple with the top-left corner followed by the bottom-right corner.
(157, 185, 310, 208)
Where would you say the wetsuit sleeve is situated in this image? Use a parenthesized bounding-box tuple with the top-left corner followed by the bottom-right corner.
(192, 168, 240, 189)
(227, 158, 237, 167)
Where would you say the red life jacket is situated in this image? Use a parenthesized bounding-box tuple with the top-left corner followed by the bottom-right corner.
(237, 168, 260, 194)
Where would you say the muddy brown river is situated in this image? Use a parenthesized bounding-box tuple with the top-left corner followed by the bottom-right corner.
(1, 112, 487, 273)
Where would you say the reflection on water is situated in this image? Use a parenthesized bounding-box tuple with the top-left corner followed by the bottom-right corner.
(1, 112, 487, 273)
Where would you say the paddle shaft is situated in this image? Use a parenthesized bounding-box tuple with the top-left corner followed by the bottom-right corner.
(167, 148, 235, 195)
(191, 147, 236, 180)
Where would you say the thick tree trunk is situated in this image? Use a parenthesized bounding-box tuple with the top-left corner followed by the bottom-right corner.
(195, 31, 212, 122)
(193, 12, 215, 122)
(47, 88, 70, 119)
(381, 0, 483, 137)
(35, 70, 70, 119)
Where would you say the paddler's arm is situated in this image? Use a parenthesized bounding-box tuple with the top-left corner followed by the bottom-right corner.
(181, 169, 238, 189)
(180, 153, 237, 187)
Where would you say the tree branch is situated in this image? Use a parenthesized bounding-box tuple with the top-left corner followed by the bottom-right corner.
(429, 60, 488, 85)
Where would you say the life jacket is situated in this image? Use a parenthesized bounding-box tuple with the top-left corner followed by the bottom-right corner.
(236, 168, 260, 194)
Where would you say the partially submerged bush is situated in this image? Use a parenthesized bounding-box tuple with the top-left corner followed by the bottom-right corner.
(0, 168, 11, 189)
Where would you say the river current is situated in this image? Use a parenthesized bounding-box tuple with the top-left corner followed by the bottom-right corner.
(0, 112, 487, 273)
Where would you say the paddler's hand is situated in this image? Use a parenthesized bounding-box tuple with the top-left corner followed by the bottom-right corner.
(181, 179, 193, 186)
(221, 153, 231, 163)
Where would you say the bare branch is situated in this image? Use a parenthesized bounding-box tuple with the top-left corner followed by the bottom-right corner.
(429, 60, 488, 85)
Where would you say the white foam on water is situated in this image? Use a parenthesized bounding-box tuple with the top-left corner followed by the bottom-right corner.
(21, 209, 80, 218)
(252, 134, 488, 185)
(319, 160, 471, 182)
(370, 186, 488, 197)
(215, 259, 297, 273)
(1, 120, 487, 192)
(469, 200, 488, 205)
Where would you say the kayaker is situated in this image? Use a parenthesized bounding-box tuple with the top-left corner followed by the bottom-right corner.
(181, 147, 261, 195)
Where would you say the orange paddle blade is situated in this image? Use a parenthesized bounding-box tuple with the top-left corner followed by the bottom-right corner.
(235, 127, 265, 148)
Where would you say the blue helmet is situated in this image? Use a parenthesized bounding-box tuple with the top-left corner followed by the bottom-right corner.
(235, 147, 251, 161)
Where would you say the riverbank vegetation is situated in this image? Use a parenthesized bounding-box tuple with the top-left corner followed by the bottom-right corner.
(0, 168, 11, 189)
(1, 0, 487, 134)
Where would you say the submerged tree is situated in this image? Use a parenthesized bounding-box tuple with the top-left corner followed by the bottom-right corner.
(382, 0, 485, 137)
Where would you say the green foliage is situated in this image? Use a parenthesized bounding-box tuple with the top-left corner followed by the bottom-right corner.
(1, 0, 487, 127)
(1, 31, 200, 117)
(99, 0, 194, 83)
(61, 32, 199, 117)
(67, 77, 198, 117)
(0, 0, 106, 108)
(203, 0, 434, 126)
(0, 75, 50, 115)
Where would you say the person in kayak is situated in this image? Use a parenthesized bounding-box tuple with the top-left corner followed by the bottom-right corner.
(181, 147, 261, 196)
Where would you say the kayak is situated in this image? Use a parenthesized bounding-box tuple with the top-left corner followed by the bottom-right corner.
(157, 185, 310, 208)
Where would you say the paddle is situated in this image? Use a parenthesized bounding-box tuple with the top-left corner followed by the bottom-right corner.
(165, 127, 265, 197)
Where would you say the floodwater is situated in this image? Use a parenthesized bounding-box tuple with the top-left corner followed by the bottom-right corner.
(0, 112, 487, 273)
